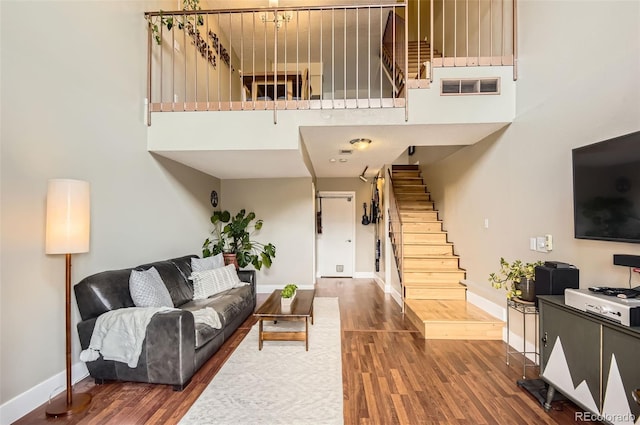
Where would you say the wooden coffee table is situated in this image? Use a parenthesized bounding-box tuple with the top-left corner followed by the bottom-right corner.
(254, 289, 315, 350)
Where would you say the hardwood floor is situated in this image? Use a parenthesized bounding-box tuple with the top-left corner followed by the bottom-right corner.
(14, 279, 588, 424)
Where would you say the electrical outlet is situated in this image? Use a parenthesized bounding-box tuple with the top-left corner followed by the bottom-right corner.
(545, 234, 553, 251)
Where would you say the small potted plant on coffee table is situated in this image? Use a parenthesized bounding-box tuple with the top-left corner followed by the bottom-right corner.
(281, 284, 298, 311)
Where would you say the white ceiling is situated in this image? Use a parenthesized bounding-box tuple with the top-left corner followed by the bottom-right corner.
(301, 123, 509, 178)
(154, 122, 509, 180)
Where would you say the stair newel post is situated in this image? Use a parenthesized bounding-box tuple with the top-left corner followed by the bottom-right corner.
(400, 217, 405, 314)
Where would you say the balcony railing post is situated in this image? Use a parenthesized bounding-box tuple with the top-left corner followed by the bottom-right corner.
(513, 0, 518, 80)
(430, 0, 434, 82)
(147, 18, 152, 126)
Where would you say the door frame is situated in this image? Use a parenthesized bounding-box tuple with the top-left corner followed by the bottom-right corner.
(316, 191, 357, 278)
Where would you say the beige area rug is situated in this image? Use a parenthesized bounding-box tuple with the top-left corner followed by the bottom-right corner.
(179, 297, 343, 425)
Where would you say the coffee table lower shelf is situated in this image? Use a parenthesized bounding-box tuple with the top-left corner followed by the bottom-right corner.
(259, 317, 311, 350)
(254, 289, 315, 351)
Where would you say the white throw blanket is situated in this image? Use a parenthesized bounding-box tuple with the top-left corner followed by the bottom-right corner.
(192, 307, 222, 330)
(80, 306, 222, 368)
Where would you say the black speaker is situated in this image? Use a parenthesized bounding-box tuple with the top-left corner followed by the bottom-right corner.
(613, 254, 640, 268)
(534, 262, 580, 297)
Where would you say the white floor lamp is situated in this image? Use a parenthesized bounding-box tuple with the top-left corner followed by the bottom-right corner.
(45, 179, 92, 417)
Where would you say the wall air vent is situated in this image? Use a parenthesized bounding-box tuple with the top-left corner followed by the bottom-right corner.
(339, 149, 353, 155)
(441, 78, 500, 95)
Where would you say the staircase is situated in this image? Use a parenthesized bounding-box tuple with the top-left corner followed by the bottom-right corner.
(390, 164, 503, 340)
(407, 40, 441, 79)
(382, 41, 442, 97)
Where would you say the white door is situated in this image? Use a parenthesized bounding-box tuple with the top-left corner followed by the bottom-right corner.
(316, 193, 355, 277)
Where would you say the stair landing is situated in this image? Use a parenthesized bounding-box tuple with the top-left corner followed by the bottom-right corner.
(405, 299, 503, 340)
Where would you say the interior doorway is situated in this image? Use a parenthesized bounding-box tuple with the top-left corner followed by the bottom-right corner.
(316, 191, 356, 278)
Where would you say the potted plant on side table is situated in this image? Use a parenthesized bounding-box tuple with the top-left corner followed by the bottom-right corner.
(281, 284, 298, 312)
(489, 257, 544, 301)
(202, 209, 276, 270)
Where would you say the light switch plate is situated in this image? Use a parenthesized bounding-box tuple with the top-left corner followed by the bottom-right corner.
(536, 236, 548, 253)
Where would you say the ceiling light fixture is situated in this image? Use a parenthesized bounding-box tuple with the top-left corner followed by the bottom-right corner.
(359, 165, 369, 182)
(349, 138, 372, 150)
(260, 11, 291, 29)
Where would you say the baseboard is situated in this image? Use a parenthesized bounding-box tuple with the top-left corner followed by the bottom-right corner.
(353, 272, 376, 279)
(389, 286, 402, 306)
(506, 329, 539, 364)
(464, 281, 538, 364)
(373, 275, 386, 291)
(0, 362, 89, 425)
(466, 290, 505, 321)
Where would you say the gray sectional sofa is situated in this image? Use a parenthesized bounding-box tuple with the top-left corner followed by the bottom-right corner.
(74, 254, 256, 390)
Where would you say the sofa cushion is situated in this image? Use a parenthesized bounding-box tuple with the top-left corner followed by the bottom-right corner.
(136, 256, 196, 307)
(190, 264, 241, 300)
(182, 285, 253, 328)
(191, 254, 224, 272)
(129, 267, 174, 308)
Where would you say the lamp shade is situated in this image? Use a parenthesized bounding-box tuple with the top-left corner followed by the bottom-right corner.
(45, 179, 90, 254)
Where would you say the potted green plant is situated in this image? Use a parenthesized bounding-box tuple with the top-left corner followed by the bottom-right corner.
(489, 257, 543, 301)
(202, 209, 276, 270)
(281, 284, 298, 311)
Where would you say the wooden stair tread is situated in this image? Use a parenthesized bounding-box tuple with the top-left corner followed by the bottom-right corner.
(405, 300, 502, 324)
(392, 164, 419, 169)
(403, 220, 441, 223)
(403, 230, 446, 234)
(402, 242, 453, 246)
(403, 253, 457, 258)
(404, 282, 465, 288)
(404, 267, 465, 273)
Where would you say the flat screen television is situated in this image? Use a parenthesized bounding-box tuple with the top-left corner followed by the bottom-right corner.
(573, 130, 640, 243)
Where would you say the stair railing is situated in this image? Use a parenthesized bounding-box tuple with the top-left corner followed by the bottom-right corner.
(381, 10, 408, 99)
(387, 168, 405, 313)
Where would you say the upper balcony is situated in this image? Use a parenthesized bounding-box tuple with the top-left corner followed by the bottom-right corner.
(144, 0, 517, 179)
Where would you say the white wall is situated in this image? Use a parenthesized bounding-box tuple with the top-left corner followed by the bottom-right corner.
(315, 178, 376, 275)
(423, 0, 640, 346)
(220, 178, 315, 290)
(0, 0, 220, 421)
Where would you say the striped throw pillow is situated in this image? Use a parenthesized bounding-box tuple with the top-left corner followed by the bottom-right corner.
(190, 263, 241, 300)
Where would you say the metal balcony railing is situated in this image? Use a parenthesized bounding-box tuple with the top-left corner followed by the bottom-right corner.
(144, 1, 515, 125)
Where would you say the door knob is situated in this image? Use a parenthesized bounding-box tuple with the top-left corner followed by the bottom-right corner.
(346, 239, 352, 242)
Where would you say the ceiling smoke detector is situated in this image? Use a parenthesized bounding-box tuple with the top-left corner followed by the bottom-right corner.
(349, 138, 372, 150)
